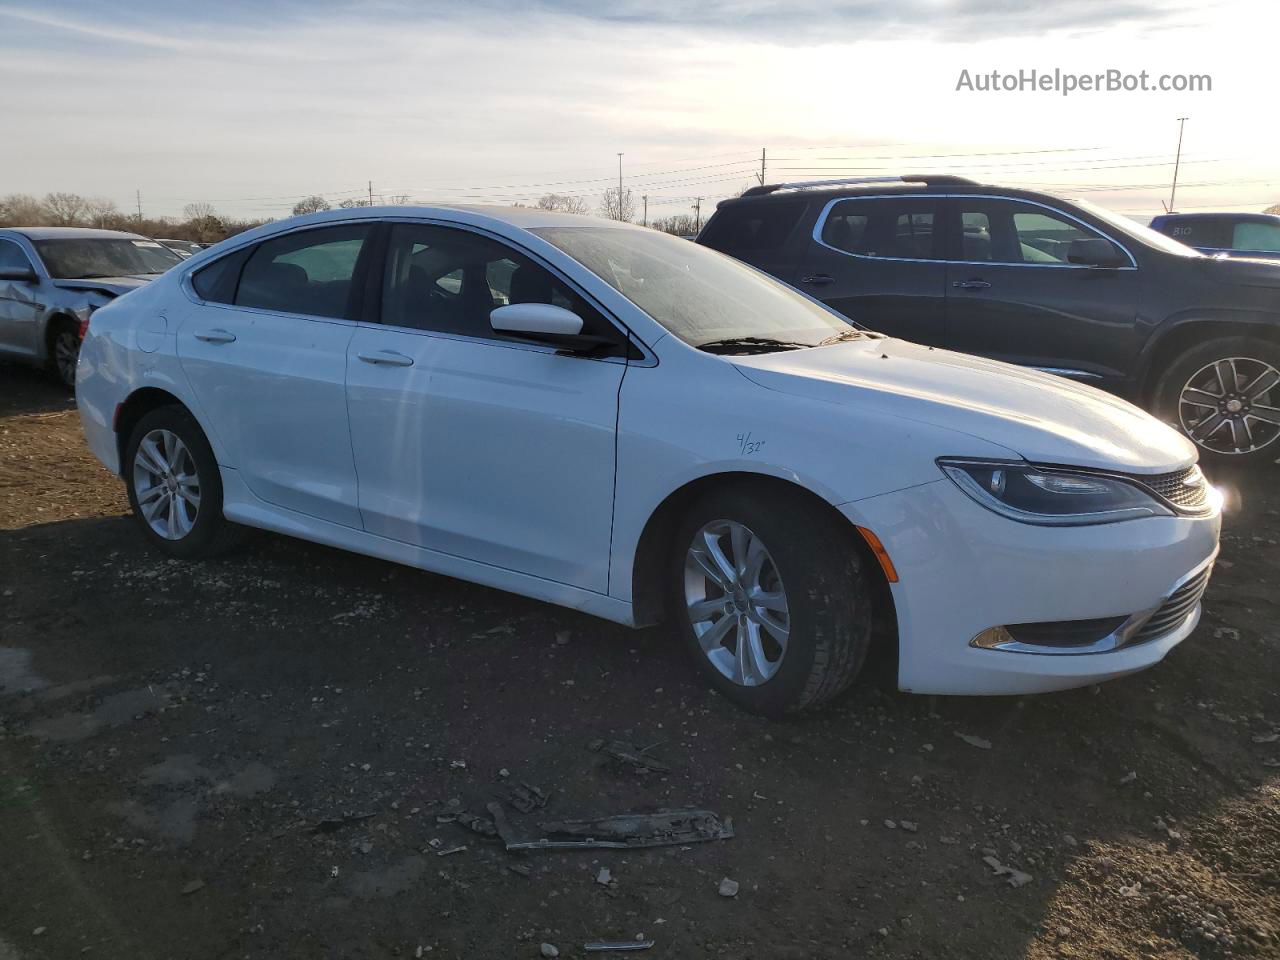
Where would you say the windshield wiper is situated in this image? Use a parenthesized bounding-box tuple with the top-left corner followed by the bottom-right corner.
(696, 336, 809, 355)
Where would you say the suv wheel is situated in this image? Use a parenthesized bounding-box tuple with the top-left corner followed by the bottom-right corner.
(667, 487, 873, 716)
(1155, 337, 1280, 464)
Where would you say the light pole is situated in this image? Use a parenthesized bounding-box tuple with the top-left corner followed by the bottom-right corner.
(1169, 117, 1188, 213)
(616, 153, 624, 220)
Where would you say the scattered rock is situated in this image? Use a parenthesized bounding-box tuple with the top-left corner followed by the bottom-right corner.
(180, 879, 205, 896)
(1119, 771, 1138, 785)
(899, 820, 918, 833)
(884, 819, 897, 829)
(982, 855, 1033, 888)
(596, 867, 612, 887)
(718, 877, 739, 898)
(540, 943, 560, 958)
(954, 732, 992, 750)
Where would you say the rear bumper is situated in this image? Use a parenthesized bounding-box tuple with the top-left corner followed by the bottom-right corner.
(841, 479, 1221, 695)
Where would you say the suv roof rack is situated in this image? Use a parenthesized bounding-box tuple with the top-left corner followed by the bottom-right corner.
(739, 174, 978, 198)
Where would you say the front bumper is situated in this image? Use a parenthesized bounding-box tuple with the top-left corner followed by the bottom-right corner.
(841, 478, 1221, 695)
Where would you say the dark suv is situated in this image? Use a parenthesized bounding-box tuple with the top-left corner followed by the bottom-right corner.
(1149, 212, 1280, 261)
(697, 176, 1280, 464)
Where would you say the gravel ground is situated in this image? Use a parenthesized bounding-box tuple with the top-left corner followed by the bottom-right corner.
(2, 363, 1278, 960)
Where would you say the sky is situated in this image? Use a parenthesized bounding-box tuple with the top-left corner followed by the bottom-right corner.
(1, 0, 1277, 224)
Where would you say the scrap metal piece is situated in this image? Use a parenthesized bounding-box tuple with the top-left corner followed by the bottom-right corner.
(584, 940, 655, 953)
(506, 809, 733, 851)
(486, 801, 518, 847)
(509, 782, 550, 813)
(600, 740, 670, 774)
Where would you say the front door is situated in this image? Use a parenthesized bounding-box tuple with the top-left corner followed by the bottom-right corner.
(176, 222, 374, 528)
(345, 222, 627, 593)
(794, 195, 948, 345)
(943, 197, 1142, 384)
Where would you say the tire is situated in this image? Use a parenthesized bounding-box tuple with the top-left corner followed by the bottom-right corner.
(123, 406, 244, 559)
(47, 320, 80, 391)
(666, 486, 873, 716)
(1152, 336, 1280, 466)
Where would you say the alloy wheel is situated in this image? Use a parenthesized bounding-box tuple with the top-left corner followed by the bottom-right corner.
(683, 519, 791, 687)
(132, 429, 201, 540)
(54, 330, 79, 387)
(1178, 356, 1280, 455)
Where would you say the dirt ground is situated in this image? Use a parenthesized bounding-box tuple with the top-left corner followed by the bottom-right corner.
(2, 362, 1278, 960)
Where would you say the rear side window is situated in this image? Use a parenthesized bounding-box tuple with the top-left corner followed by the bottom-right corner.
(819, 197, 943, 259)
(699, 200, 807, 255)
(234, 224, 373, 319)
(1163, 218, 1231, 249)
(1233, 221, 1280, 252)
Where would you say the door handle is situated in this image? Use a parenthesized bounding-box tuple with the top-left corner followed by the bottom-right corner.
(802, 274, 835, 286)
(194, 329, 236, 344)
(357, 350, 414, 367)
(952, 279, 991, 290)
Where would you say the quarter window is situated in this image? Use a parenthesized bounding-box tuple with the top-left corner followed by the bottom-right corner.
(379, 224, 617, 347)
(819, 198, 942, 259)
(954, 200, 1114, 265)
(234, 224, 372, 319)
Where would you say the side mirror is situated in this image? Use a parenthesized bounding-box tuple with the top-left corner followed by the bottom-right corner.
(1067, 237, 1127, 268)
(0, 266, 37, 283)
(490, 303, 583, 338)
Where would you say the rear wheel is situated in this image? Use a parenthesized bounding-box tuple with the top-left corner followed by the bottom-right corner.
(667, 487, 873, 716)
(1154, 337, 1280, 465)
(123, 406, 243, 558)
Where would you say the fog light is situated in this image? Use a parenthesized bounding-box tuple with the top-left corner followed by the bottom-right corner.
(972, 626, 1016, 649)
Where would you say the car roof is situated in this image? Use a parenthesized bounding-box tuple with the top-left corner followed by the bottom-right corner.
(714, 177, 1072, 210)
(1, 226, 149, 241)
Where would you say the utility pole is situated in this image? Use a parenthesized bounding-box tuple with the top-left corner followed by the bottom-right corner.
(692, 197, 703, 233)
(135, 189, 142, 222)
(1169, 117, 1188, 213)
(368, 180, 374, 207)
(757, 147, 767, 186)
(642, 194, 648, 227)
(616, 153, 624, 221)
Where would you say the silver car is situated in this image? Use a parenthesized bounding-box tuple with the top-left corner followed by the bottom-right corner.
(0, 227, 182, 387)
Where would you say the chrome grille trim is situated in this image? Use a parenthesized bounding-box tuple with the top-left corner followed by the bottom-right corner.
(1121, 465, 1209, 512)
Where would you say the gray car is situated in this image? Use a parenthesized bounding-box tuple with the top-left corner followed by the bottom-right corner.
(0, 227, 182, 387)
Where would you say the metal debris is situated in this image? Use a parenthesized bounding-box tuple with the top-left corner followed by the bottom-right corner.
(584, 940, 655, 953)
(595, 866, 613, 886)
(954, 732, 992, 750)
(504, 809, 733, 851)
(982, 854, 1033, 888)
(486, 801, 518, 846)
(593, 739, 670, 774)
(436, 845, 467, 857)
(510, 782, 550, 813)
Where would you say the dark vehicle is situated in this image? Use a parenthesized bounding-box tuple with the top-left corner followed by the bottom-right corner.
(0, 227, 181, 387)
(697, 176, 1280, 464)
(1149, 212, 1280, 261)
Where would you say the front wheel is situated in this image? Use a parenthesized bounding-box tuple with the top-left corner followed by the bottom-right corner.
(1153, 336, 1280, 466)
(48, 322, 80, 390)
(667, 487, 873, 716)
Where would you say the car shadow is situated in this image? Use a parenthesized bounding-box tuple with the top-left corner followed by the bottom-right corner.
(0, 361, 74, 417)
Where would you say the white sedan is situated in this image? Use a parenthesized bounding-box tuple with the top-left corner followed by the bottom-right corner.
(76, 206, 1221, 715)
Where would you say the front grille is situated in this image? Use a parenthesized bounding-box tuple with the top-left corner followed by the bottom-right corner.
(1131, 564, 1213, 644)
(1123, 466, 1209, 511)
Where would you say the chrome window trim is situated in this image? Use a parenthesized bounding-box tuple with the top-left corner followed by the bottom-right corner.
(1030, 366, 1104, 381)
(970, 547, 1217, 656)
(810, 193, 1139, 270)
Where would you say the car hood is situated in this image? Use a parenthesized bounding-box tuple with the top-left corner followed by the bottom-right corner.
(732, 338, 1197, 473)
(50, 276, 153, 296)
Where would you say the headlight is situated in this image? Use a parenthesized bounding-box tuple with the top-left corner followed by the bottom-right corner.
(938, 458, 1173, 525)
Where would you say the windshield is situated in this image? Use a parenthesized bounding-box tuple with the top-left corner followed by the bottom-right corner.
(531, 226, 855, 349)
(34, 238, 182, 279)
(1072, 199, 1204, 259)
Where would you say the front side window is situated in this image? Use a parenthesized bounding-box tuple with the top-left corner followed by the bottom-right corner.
(1233, 221, 1280, 252)
(953, 200, 1113, 265)
(235, 224, 372, 319)
(33, 237, 181, 280)
(819, 198, 942, 259)
(380, 223, 615, 344)
(0, 239, 33, 273)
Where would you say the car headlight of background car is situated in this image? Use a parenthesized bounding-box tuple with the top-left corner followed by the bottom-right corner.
(938, 458, 1181, 525)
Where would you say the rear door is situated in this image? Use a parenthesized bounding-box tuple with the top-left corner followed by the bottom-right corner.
(345, 221, 628, 593)
(176, 222, 374, 528)
(942, 197, 1141, 383)
(793, 195, 948, 344)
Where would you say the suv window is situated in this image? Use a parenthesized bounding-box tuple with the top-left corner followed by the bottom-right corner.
(698, 200, 807, 254)
(819, 197, 942, 259)
(0, 238, 33, 273)
(235, 224, 372, 319)
(380, 223, 618, 347)
(1233, 221, 1280, 252)
(955, 199, 1109, 264)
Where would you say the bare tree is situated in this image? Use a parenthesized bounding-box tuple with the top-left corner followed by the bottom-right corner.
(1266, 203, 1280, 215)
(0, 194, 47, 226)
(83, 197, 121, 227)
(292, 195, 331, 216)
(338, 198, 371, 209)
(44, 192, 89, 225)
(536, 193, 590, 216)
(183, 202, 217, 222)
(599, 187, 635, 222)
(650, 213, 697, 236)
(387, 194, 412, 205)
